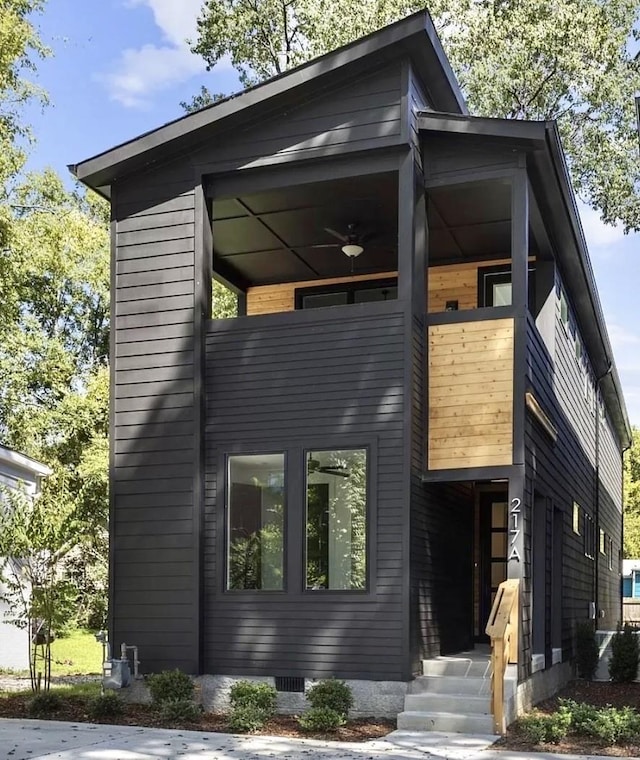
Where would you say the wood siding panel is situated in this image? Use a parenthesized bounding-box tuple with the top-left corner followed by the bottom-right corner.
(112, 161, 199, 674)
(427, 258, 513, 313)
(428, 318, 514, 470)
(246, 272, 397, 315)
(204, 302, 406, 680)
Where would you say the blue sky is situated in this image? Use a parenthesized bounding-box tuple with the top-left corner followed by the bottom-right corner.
(22, 0, 640, 427)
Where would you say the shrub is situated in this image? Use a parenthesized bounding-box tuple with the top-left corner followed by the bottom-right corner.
(298, 706, 346, 732)
(557, 698, 598, 732)
(227, 705, 269, 733)
(609, 625, 640, 683)
(576, 621, 599, 680)
(28, 691, 62, 717)
(88, 692, 124, 719)
(147, 669, 194, 705)
(518, 710, 571, 744)
(582, 706, 640, 744)
(159, 698, 202, 723)
(306, 679, 353, 717)
(229, 680, 277, 715)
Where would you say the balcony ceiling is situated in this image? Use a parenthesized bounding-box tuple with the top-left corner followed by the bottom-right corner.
(212, 172, 399, 287)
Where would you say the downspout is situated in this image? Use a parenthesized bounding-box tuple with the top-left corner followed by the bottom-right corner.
(594, 363, 612, 623)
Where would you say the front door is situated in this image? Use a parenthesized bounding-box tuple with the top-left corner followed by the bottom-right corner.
(476, 491, 508, 641)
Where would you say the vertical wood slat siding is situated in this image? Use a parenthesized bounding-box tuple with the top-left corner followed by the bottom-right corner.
(246, 272, 397, 315)
(112, 165, 199, 673)
(191, 63, 403, 174)
(427, 318, 514, 470)
(526, 314, 623, 664)
(204, 303, 406, 679)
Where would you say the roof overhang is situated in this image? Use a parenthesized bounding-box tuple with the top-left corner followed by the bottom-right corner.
(0, 445, 53, 478)
(419, 112, 632, 450)
(70, 11, 466, 197)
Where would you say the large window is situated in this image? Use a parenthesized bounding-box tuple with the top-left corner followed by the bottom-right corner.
(295, 280, 397, 310)
(305, 449, 367, 591)
(227, 453, 285, 590)
(478, 265, 536, 309)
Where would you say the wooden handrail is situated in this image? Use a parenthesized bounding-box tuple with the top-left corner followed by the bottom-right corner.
(485, 578, 519, 735)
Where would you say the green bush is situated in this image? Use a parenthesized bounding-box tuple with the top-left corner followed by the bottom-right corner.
(88, 692, 124, 719)
(28, 691, 62, 717)
(306, 679, 353, 717)
(557, 698, 598, 732)
(147, 669, 194, 705)
(609, 625, 640, 683)
(227, 705, 269, 733)
(576, 621, 599, 680)
(229, 680, 277, 715)
(582, 706, 640, 744)
(518, 709, 571, 744)
(159, 698, 202, 723)
(298, 706, 346, 732)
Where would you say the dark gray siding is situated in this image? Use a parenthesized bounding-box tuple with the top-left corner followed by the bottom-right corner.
(204, 302, 406, 679)
(190, 62, 404, 173)
(112, 162, 200, 673)
(526, 304, 623, 667)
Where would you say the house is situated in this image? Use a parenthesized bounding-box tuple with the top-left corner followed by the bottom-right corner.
(71, 11, 630, 731)
(0, 445, 52, 670)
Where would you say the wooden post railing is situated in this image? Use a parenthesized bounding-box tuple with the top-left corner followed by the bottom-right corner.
(485, 578, 519, 735)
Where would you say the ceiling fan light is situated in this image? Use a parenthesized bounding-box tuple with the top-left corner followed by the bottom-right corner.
(341, 243, 364, 257)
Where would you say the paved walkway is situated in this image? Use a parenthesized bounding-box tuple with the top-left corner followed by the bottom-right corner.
(0, 719, 634, 760)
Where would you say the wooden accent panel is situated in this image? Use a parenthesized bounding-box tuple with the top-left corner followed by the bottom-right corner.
(428, 259, 512, 313)
(246, 272, 397, 315)
(428, 318, 514, 470)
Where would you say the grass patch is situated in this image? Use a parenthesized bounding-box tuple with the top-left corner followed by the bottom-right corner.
(49, 630, 102, 676)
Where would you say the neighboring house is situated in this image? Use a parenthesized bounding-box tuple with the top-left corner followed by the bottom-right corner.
(622, 560, 640, 598)
(0, 445, 52, 670)
(71, 11, 630, 729)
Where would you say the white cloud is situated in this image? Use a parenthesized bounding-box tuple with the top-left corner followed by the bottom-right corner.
(579, 203, 626, 253)
(99, 0, 212, 108)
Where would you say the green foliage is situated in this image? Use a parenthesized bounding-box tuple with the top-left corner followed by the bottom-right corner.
(180, 86, 226, 113)
(229, 680, 277, 713)
(159, 698, 202, 723)
(87, 692, 124, 719)
(306, 679, 353, 717)
(624, 427, 640, 558)
(575, 621, 600, 680)
(517, 709, 571, 744)
(27, 691, 62, 716)
(212, 279, 238, 319)
(147, 670, 195, 706)
(581, 706, 640, 744)
(192, 0, 640, 231)
(298, 706, 345, 732)
(609, 625, 640, 682)
(227, 704, 269, 733)
(557, 699, 599, 732)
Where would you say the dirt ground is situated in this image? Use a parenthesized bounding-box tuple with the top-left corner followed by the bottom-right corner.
(0, 691, 394, 742)
(496, 681, 640, 757)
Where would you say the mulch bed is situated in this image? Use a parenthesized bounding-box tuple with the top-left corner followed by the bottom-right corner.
(496, 680, 640, 757)
(0, 692, 394, 742)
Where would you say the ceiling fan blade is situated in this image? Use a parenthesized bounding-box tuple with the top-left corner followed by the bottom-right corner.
(311, 243, 340, 248)
(324, 226, 349, 243)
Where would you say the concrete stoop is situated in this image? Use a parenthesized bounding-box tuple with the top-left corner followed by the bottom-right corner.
(397, 650, 510, 735)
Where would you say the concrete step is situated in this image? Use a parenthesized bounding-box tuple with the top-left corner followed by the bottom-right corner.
(397, 710, 496, 734)
(421, 658, 491, 678)
(404, 692, 491, 714)
(409, 675, 492, 696)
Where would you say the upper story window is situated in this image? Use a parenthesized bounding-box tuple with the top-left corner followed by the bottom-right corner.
(477, 265, 536, 309)
(572, 501, 581, 535)
(295, 279, 397, 310)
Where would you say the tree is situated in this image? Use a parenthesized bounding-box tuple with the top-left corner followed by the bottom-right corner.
(624, 426, 640, 557)
(192, 0, 640, 231)
(0, 483, 78, 691)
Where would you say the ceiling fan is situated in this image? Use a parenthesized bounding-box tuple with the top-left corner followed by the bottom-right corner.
(313, 223, 373, 259)
(307, 456, 350, 478)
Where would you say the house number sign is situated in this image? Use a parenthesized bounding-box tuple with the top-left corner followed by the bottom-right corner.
(508, 497, 521, 562)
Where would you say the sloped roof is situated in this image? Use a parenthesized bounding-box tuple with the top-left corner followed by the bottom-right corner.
(0, 444, 52, 478)
(70, 10, 466, 196)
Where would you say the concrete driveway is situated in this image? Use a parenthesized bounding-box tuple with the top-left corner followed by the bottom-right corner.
(0, 719, 632, 760)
